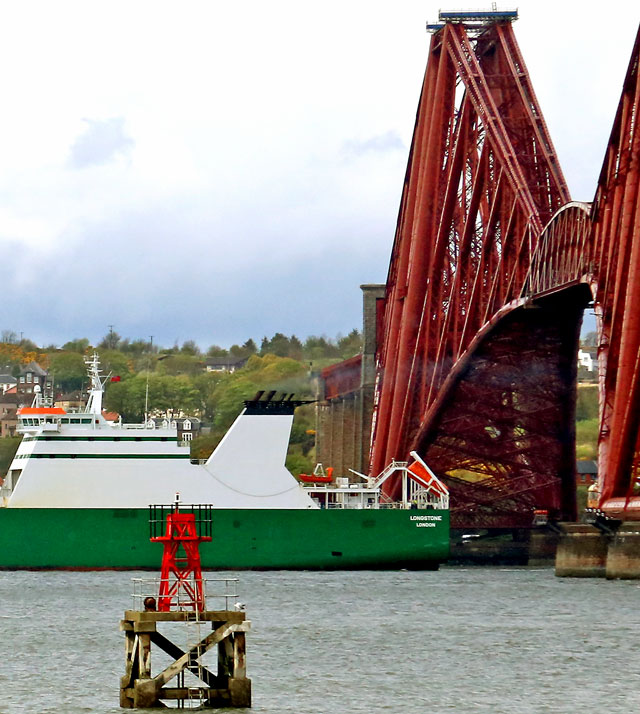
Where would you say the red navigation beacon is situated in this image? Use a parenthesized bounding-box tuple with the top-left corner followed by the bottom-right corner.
(149, 496, 213, 612)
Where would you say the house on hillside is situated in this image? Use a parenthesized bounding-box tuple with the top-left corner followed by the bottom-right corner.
(205, 357, 248, 374)
(151, 416, 202, 443)
(17, 362, 53, 405)
(578, 349, 598, 373)
(576, 460, 598, 485)
(0, 374, 17, 394)
(54, 391, 87, 412)
(0, 387, 18, 437)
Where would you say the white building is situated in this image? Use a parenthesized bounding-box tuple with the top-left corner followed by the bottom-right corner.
(578, 348, 598, 372)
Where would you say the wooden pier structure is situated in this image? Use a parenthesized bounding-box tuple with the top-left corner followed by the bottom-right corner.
(120, 608, 251, 708)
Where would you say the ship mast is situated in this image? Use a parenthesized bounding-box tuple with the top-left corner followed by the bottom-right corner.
(84, 353, 107, 416)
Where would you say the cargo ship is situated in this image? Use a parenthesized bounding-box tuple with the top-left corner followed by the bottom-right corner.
(0, 355, 449, 569)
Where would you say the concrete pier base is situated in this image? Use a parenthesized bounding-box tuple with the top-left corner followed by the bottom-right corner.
(528, 531, 563, 565)
(449, 529, 561, 565)
(605, 526, 640, 579)
(555, 523, 640, 579)
(555, 524, 609, 577)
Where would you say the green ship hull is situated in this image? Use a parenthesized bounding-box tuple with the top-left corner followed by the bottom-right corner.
(0, 507, 449, 570)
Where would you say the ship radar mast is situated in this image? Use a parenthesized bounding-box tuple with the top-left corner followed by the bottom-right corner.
(30, 383, 43, 408)
(84, 353, 109, 415)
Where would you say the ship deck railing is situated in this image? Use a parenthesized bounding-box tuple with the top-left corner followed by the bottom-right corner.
(131, 577, 240, 612)
(321, 500, 448, 510)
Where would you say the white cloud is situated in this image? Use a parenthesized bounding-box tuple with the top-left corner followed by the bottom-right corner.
(68, 117, 134, 168)
(0, 0, 637, 346)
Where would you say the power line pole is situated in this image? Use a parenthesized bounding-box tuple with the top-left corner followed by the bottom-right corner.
(145, 336, 153, 422)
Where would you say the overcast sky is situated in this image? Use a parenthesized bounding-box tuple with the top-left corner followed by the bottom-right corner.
(0, 0, 637, 349)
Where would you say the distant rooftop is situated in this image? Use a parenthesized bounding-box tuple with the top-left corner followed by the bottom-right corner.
(19, 361, 47, 377)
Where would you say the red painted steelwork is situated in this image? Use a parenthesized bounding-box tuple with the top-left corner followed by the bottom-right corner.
(152, 511, 211, 611)
(590, 26, 640, 514)
(321, 355, 362, 400)
(370, 20, 640, 526)
(371, 21, 568, 489)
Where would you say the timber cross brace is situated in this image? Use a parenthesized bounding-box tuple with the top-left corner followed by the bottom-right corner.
(119, 609, 251, 709)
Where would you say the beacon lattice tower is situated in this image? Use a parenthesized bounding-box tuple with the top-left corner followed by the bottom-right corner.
(120, 502, 251, 708)
(150, 501, 212, 611)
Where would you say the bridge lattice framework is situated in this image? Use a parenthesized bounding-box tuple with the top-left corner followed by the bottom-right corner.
(366, 19, 640, 527)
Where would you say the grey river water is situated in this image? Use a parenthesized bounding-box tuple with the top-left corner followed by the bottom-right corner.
(0, 567, 638, 713)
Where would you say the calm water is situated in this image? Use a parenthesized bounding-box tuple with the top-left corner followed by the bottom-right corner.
(0, 567, 638, 713)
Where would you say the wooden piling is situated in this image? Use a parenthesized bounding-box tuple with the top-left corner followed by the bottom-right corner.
(120, 610, 251, 708)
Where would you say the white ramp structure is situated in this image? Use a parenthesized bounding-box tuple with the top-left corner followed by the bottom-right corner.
(203, 396, 318, 509)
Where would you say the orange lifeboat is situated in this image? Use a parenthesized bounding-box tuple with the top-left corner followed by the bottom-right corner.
(299, 466, 334, 483)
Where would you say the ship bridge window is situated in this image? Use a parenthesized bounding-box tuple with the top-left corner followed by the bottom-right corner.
(61, 418, 69, 424)
(70, 418, 81, 424)
(81, 419, 91, 424)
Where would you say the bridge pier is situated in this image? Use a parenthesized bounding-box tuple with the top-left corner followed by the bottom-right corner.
(555, 524, 640, 579)
(605, 528, 640, 579)
(449, 529, 561, 565)
(554, 524, 609, 577)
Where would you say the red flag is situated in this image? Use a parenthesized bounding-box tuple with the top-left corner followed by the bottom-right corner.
(111, 376, 121, 382)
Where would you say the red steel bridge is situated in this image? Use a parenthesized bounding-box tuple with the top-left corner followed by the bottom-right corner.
(361, 11, 640, 529)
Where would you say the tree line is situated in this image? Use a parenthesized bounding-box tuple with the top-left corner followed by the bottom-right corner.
(0, 328, 363, 474)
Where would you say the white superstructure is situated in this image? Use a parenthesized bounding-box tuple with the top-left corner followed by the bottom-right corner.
(1, 355, 448, 512)
(2, 355, 317, 510)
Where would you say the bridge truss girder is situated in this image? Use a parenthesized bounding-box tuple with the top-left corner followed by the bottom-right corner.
(371, 20, 640, 526)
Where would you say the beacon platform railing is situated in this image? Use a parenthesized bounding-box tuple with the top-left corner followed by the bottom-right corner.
(131, 577, 240, 612)
(148, 503, 213, 540)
